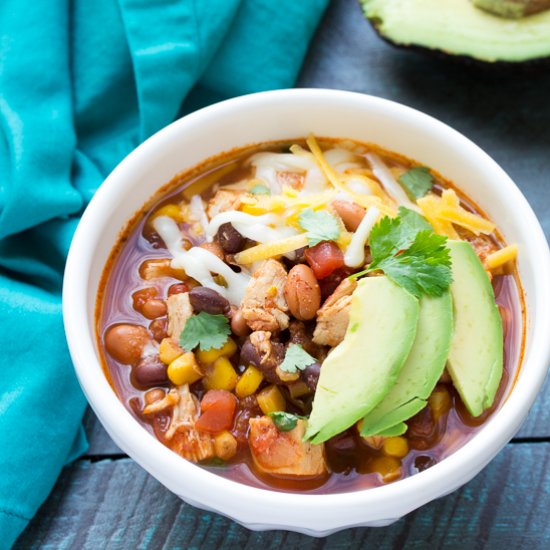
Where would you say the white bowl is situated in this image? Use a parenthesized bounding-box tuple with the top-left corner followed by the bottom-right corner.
(63, 89, 550, 536)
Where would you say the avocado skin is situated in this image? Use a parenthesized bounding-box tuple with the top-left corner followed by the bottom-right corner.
(305, 277, 420, 444)
(361, 0, 550, 68)
(360, 291, 453, 437)
(446, 241, 503, 417)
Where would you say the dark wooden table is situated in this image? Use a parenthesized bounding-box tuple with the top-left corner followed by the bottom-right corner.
(15, 1, 550, 548)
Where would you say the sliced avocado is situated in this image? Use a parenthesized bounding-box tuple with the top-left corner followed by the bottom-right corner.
(447, 241, 503, 417)
(361, 0, 550, 64)
(377, 423, 407, 437)
(360, 292, 453, 437)
(305, 276, 419, 444)
(473, 0, 550, 19)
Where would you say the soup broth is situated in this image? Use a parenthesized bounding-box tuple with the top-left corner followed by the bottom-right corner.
(97, 138, 524, 494)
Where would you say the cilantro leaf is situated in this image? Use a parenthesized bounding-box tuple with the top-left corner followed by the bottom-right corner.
(352, 208, 452, 297)
(368, 207, 432, 261)
(373, 230, 452, 298)
(398, 166, 434, 200)
(399, 167, 434, 200)
(298, 208, 340, 247)
(268, 412, 305, 432)
(179, 312, 231, 351)
(279, 344, 317, 374)
(250, 183, 271, 195)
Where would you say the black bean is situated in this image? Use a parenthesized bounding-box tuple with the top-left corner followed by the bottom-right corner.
(240, 338, 285, 384)
(216, 223, 245, 254)
(189, 287, 230, 315)
(302, 362, 321, 391)
(133, 356, 168, 387)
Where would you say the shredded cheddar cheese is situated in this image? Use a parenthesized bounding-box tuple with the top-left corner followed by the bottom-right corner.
(306, 134, 347, 192)
(234, 234, 309, 264)
(485, 245, 518, 271)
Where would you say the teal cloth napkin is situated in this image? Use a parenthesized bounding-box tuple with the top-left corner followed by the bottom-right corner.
(0, 0, 328, 545)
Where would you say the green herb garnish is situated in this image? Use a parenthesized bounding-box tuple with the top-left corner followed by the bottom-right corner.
(298, 208, 340, 247)
(268, 412, 305, 432)
(398, 166, 434, 200)
(279, 344, 317, 374)
(179, 312, 231, 351)
(352, 207, 452, 298)
(250, 183, 271, 195)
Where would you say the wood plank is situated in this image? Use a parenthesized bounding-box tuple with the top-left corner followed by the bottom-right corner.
(83, 408, 122, 456)
(15, 442, 550, 548)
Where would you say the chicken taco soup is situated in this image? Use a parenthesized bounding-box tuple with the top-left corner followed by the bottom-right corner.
(97, 135, 523, 494)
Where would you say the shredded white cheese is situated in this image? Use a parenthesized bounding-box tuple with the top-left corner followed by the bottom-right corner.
(152, 215, 250, 305)
(365, 153, 419, 212)
(189, 195, 211, 242)
(344, 207, 380, 268)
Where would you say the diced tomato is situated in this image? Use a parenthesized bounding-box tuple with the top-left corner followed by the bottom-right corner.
(304, 241, 345, 279)
(196, 390, 237, 433)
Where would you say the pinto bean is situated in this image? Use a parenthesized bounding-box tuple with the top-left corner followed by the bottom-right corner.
(216, 223, 245, 254)
(230, 308, 250, 337)
(199, 241, 225, 261)
(284, 265, 321, 321)
(149, 318, 168, 342)
(144, 388, 166, 405)
(133, 356, 169, 387)
(142, 299, 167, 320)
(331, 200, 366, 232)
(167, 282, 190, 297)
(189, 287, 230, 315)
(104, 324, 150, 365)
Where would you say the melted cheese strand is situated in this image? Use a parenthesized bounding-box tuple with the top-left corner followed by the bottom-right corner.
(344, 207, 380, 268)
(153, 216, 250, 305)
(206, 211, 280, 240)
(190, 195, 211, 242)
(365, 153, 419, 211)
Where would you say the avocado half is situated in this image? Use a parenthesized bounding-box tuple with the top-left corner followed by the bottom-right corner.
(360, 0, 550, 65)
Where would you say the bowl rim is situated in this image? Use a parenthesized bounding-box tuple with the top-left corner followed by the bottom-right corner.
(63, 88, 550, 529)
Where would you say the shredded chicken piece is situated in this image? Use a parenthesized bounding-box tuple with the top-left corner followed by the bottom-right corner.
(277, 171, 304, 190)
(165, 384, 214, 462)
(313, 278, 357, 347)
(142, 389, 180, 415)
(207, 189, 242, 219)
(167, 292, 193, 339)
(248, 417, 326, 477)
(241, 259, 289, 332)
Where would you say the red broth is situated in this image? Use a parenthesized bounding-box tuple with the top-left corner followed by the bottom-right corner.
(96, 139, 525, 494)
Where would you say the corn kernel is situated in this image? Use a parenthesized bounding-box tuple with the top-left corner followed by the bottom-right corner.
(382, 437, 409, 458)
(235, 366, 264, 398)
(429, 389, 452, 421)
(275, 366, 300, 383)
(150, 204, 185, 223)
(214, 431, 238, 460)
(167, 352, 203, 385)
(203, 357, 238, 391)
(159, 338, 184, 365)
(257, 385, 286, 415)
(370, 456, 402, 483)
(288, 380, 311, 399)
(196, 338, 238, 364)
